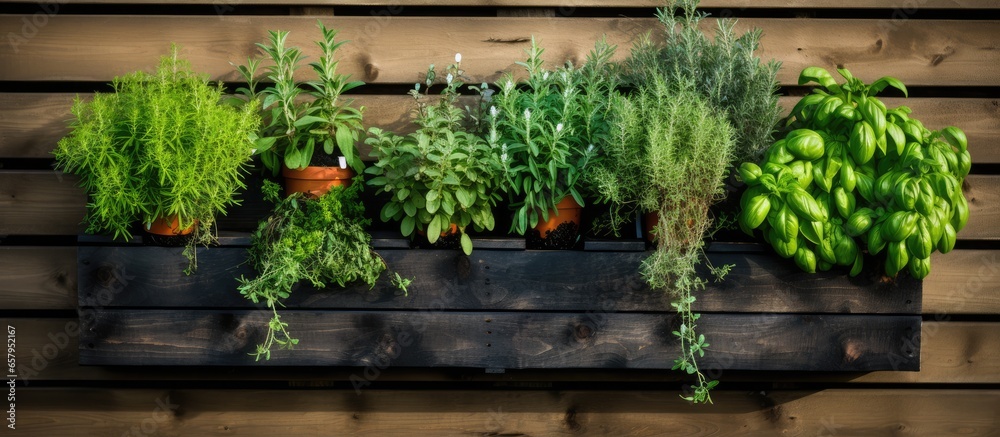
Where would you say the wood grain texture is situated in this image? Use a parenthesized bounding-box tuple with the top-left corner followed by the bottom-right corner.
(1, 16, 998, 86)
(2, 0, 995, 7)
(10, 388, 1000, 436)
(6, 246, 996, 314)
(9, 318, 993, 382)
(78, 309, 920, 370)
(4, 94, 997, 163)
(925, 250, 1000, 314)
(963, 174, 1000, 241)
(0, 170, 85, 235)
(0, 247, 76, 310)
(76, 245, 922, 314)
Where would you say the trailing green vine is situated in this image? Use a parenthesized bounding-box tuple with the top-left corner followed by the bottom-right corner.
(595, 78, 735, 403)
(238, 180, 406, 360)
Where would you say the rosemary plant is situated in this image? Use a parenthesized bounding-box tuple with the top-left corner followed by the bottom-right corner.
(54, 46, 259, 273)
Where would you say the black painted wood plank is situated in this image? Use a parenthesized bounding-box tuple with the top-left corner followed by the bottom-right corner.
(78, 246, 922, 314)
(78, 310, 920, 371)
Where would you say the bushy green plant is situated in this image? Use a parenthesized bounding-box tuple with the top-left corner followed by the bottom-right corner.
(234, 21, 366, 175)
(366, 56, 503, 255)
(488, 38, 618, 235)
(624, 0, 781, 165)
(738, 67, 971, 280)
(54, 46, 259, 273)
(238, 180, 408, 360)
(597, 78, 735, 404)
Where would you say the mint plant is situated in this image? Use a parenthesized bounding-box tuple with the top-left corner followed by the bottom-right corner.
(366, 55, 503, 255)
(234, 21, 366, 175)
(488, 38, 618, 235)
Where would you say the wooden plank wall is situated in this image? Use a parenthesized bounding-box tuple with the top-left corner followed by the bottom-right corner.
(1, 1, 999, 435)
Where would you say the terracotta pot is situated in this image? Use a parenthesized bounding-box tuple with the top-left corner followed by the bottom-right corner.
(146, 215, 195, 236)
(643, 211, 659, 243)
(533, 196, 582, 238)
(282, 165, 355, 198)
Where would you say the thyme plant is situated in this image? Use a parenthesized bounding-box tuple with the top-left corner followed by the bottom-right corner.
(238, 180, 407, 360)
(234, 21, 366, 174)
(625, 0, 781, 165)
(366, 56, 503, 255)
(488, 38, 618, 235)
(54, 46, 259, 273)
(597, 78, 735, 403)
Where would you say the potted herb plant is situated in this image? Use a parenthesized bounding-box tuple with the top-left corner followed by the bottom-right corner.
(488, 38, 618, 248)
(590, 77, 735, 404)
(53, 46, 260, 273)
(234, 21, 366, 196)
(366, 55, 503, 255)
(238, 179, 410, 360)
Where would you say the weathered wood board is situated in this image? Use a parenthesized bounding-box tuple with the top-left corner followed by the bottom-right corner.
(77, 242, 921, 371)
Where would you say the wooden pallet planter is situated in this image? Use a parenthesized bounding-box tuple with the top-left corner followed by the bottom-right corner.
(77, 237, 921, 371)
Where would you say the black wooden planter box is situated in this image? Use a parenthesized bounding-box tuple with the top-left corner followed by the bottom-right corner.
(77, 236, 921, 371)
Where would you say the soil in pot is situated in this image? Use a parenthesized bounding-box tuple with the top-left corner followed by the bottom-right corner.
(528, 197, 583, 250)
(144, 215, 195, 246)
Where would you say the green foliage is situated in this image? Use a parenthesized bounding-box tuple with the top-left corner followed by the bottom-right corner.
(53, 45, 259, 273)
(234, 21, 366, 175)
(597, 78, 735, 404)
(624, 0, 781, 165)
(739, 67, 970, 280)
(366, 57, 503, 255)
(238, 179, 394, 360)
(488, 37, 619, 235)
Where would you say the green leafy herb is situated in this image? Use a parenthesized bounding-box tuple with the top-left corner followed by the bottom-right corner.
(488, 37, 619, 235)
(366, 56, 503, 255)
(54, 45, 259, 273)
(596, 77, 736, 404)
(624, 0, 781, 165)
(234, 21, 366, 174)
(238, 179, 403, 360)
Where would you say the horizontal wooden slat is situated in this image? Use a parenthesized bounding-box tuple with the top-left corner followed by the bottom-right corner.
(3, 172, 998, 240)
(78, 310, 920, 370)
(2, 0, 996, 8)
(9, 318, 993, 382)
(0, 171, 85, 235)
(1, 16, 998, 86)
(11, 388, 1000, 436)
(8, 247, 999, 314)
(5, 94, 997, 163)
(0, 247, 76, 310)
(924, 249, 1000, 314)
(77, 245, 921, 314)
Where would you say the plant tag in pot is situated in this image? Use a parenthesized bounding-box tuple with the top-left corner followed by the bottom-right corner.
(339, 156, 347, 169)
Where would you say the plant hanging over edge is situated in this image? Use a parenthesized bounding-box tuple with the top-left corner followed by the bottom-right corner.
(603, 77, 736, 403)
(238, 180, 411, 360)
